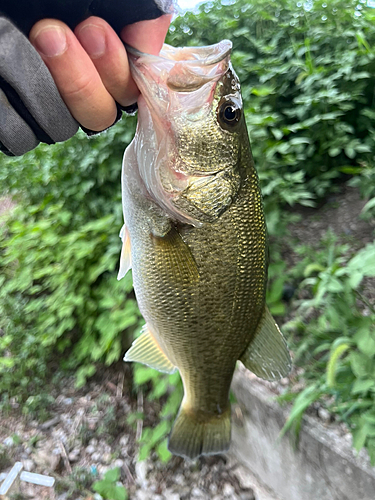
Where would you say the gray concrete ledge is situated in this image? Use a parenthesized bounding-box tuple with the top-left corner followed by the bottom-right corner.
(231, 368, 375, 500)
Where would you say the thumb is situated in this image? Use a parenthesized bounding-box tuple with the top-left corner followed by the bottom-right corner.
(120, 14, 172, 56)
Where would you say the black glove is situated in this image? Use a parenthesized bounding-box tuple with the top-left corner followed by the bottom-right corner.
(0, 0, 173, 156)
(0, 17, 79, 155)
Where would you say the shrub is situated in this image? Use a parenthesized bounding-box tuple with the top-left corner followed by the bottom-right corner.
(0, 119, 141, 402)
(282, 235, 375, 464)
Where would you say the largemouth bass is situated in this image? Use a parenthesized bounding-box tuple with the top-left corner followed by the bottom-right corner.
(118, 40, 291, 459)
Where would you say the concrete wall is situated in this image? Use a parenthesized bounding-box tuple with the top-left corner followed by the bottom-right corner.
(231, 368, 375, 500)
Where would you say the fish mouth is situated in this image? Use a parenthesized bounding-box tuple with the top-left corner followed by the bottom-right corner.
(125, 40, 232, 71)
(125, 40, 232, 115)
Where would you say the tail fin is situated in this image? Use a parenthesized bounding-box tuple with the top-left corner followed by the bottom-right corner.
(168, 405, 231, 459)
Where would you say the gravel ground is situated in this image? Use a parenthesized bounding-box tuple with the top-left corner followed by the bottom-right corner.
(0, 367, 272, 500)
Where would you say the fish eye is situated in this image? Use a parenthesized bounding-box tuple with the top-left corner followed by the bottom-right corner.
(218, 100, 241, 130)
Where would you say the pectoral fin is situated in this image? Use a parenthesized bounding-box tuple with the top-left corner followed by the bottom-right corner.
(117, 224, 132, 280)
(124, 324, 176, 374)
(240, 307, 291, 381)
(152, 227, 199, 284)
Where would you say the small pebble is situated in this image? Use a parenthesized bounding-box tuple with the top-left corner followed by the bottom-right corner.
(91, 452, 101, 462)
(119, 435, 129, 447)
(22, 459, 36, 472)
(114, 458, 124, 468)
(191, 486, 204, 497)
(135, 460, 148, 487)
(223, 483, 235, 496)
(68, 448, 80, 462)
(3, 437, 14, 447)
(102, 452, 112, 464)
(318, 407, 331, 423)
(85, 445, 96, 455)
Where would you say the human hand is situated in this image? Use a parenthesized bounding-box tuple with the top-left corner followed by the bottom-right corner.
(29, 14, 171, 132)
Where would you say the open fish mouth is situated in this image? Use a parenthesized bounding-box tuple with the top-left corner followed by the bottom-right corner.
(125, 40, 232, 115)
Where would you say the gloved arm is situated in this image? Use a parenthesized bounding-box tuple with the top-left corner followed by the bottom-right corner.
(0, 18, 78, 155)
(0, 0, 173, 156)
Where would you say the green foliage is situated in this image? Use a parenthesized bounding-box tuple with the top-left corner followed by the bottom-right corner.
(168, 0, 375, 234)
(92, 468, 128, 500)
(282, 234, 375, 463)
(0, 119, 140, 404)
(0, 0, 375, 465)
(54, 466, 96, 498)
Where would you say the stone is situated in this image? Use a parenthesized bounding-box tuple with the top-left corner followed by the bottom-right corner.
(135, 460, 148, 488)
(91, 452, 102, 462)
(233, 465, 255, 490)
(102, 452, 112, 464)
(223, 483, 235, 497)
(22, 459, 36, 472)
(119, 435, 129, 447)
(68, 448, 80, 462)
(32, 447, 62, 471)
(191, 486, 204, 497)
(164, 488, 180, 500)
(174, 474, 185, 485)
(317, 407, 331, 423)
(113, 459, 124, 468)
(85, 445, 96, 455)
(135, 490, 151, 500)
(210, 483, 218, 493)
(3, 436, 14, 447)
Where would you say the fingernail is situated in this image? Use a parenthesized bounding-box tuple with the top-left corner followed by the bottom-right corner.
(78, 24, 106, 58)
(33, 26, 67, 57)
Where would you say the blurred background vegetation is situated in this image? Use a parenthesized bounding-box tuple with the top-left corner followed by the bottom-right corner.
(1, 0, 375, 464)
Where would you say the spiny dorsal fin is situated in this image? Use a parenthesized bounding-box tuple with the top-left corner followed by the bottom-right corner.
(124, 324, 176, 374)
(117, 224, 132, 280)
(240, 307, 292, 381)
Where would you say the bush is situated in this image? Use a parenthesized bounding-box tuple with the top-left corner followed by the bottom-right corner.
(282, 234, 375, 464)
(0, 119, 141, 402)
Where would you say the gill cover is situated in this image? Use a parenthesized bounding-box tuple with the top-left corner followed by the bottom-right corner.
(126, 40, 242, 226)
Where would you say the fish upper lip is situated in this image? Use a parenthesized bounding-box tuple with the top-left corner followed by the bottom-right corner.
(124, 40, 232, 67)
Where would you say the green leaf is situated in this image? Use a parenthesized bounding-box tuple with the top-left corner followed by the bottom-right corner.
(327, 343, 350, 388)
(104, 468, 120, 483)
(280, 385, 321, 440)
(349, 352, 372, 379)
(362, 197, 375, 214)
(351, 379, 375, 395)
(352, 422, 368, 452)
(157, 438, 172, 463)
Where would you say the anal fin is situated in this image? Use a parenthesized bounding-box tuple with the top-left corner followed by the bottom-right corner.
(240, 307, 292, 381)
(124, 324, 176, 374)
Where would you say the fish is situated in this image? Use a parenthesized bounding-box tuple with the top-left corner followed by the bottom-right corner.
(118, 40, 291, 460)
